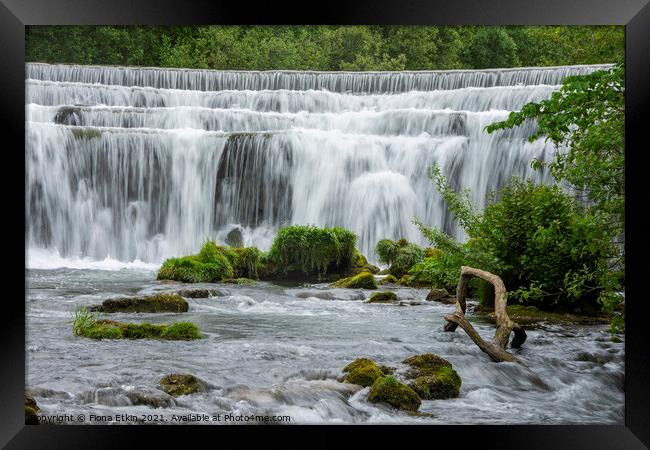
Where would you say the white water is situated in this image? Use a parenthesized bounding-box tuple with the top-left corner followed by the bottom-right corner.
(26, 63, 610, 264)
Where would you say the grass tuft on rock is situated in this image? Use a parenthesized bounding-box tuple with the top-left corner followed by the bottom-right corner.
(158, 241, 234, 283)
(71, 307, 202, 340)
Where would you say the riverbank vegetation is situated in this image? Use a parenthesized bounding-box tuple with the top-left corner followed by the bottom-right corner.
(413, 64, 625, 331)
(26, 25, 622, 70)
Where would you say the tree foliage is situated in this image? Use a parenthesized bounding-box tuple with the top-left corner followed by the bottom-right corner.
(26, 25, 623, 70)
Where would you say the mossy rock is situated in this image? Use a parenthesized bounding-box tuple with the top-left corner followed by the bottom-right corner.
(403, 353, 452, 378)
(403, 353, 461, 399)
(342, 358, 384, 387)
(124, 387, 176, 408)
(330, 272, 377, 289)
(378, 365, 395, 375)
(426, 288, 453, 303)
(368, 376, 421, 412)
(379, 275, 398, 284)
(76, 319, 202, 340)
(367, 291, 398, 303)
(96, 293, 188, 313)
(175, 288, 222, 298)
(159, 373, 204, 397)
(409, 366, 461, 400)
(25, 395, 40, 425)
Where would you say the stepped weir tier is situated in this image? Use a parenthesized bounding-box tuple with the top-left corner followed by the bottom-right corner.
(25, 63, 624, 425)
(26, 63, 612, 265)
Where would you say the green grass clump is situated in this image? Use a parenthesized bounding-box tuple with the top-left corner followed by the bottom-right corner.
(71, 307, 202, 340)
(330, 272, 377, 289)
(267, 225, 357, 276)
(157, 241, 234, 283)
(368, 376, 421, 412)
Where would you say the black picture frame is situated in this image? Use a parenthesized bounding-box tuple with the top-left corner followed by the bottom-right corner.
(2, 1, 649, 447)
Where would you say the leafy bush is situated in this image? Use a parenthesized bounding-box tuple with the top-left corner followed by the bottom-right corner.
(416, 166, 615, 310)
(267, 225, 357, 276)
(375, 238, 425, 278)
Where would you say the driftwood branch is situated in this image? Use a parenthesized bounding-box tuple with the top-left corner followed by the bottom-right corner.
(443, 266, 527, 362)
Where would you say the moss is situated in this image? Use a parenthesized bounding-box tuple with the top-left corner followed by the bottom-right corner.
(402, 353, 461, 399)
(267, 225, 357, 277)
(397, 275, 412, 286)
(159, 373, 203, 396)
(403, 353, 452, 378)
(25, 395, 40, 425)
(342, 358, 384, 387)
(175, 288, 220, 298)
(98, 293, 188, 313)
(378, 365, 395, 375)
(75, 318, 202, 340)
(157, 241, 234, 283)
(368, 376, 421, 411)
(222, 277, 255, 285)
(379, 275, 398, 284)
(367, 291, 398, 303)
(70, 127, 102, 140)
(409, 366, 461, 400)
(330, 272, 377, 289)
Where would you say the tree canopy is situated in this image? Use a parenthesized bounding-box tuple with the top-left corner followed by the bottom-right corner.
(26, 25, 623, 70)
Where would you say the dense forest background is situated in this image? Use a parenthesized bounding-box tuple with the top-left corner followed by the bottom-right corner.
(26, 26, 623, 70)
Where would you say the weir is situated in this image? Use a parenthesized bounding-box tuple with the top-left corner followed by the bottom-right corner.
(25, 63, 609, 264)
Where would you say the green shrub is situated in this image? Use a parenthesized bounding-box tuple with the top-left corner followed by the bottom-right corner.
(375, 238, 425, 278)
(267, 225, 357, 276)
(417, 166, 615, 310)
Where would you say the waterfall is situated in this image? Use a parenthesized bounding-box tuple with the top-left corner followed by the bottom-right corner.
(25, 62, 610, 265)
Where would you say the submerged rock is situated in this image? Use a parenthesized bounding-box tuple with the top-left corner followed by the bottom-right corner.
(175, 288, 224, 298)
(367, 291, 398, 303)
(94, 293, 188, 313)
(426, 288, 453, 303)
(225, 227, 244, 248)
(159, 373, 205, 397)
(330, 272, 377, 289)
(124, 386, 176, 408)
(368, 376, 421, 412)
(402, 353, 461, 400)
(342, 358, 384, 387)
(25, 394, 40, 425)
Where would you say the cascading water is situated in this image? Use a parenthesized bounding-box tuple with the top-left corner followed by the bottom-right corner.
(26, 63, 611, 264)
(25, 63, 624, 425)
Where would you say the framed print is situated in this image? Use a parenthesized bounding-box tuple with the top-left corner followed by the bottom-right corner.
(1, 0, 649, 447)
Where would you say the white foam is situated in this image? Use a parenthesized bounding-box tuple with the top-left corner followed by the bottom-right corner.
(26, 247, 159, 271)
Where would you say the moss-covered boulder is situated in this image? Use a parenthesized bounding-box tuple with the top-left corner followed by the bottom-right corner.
(367, 291, 398, 303)
(159, 373, 205, 397)
(342, 358, 384, 387)
(25, 394, 40, 425)
(95, 293, 188, 313)
(368, 376, 421, 411)
(379, 275, 398, 284)
(403, 353, 461, 400)
(330, 272, 377, 289)
(175, 288, 223, 298)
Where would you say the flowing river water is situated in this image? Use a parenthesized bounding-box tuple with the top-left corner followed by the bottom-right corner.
(25, 63, 624, 424)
